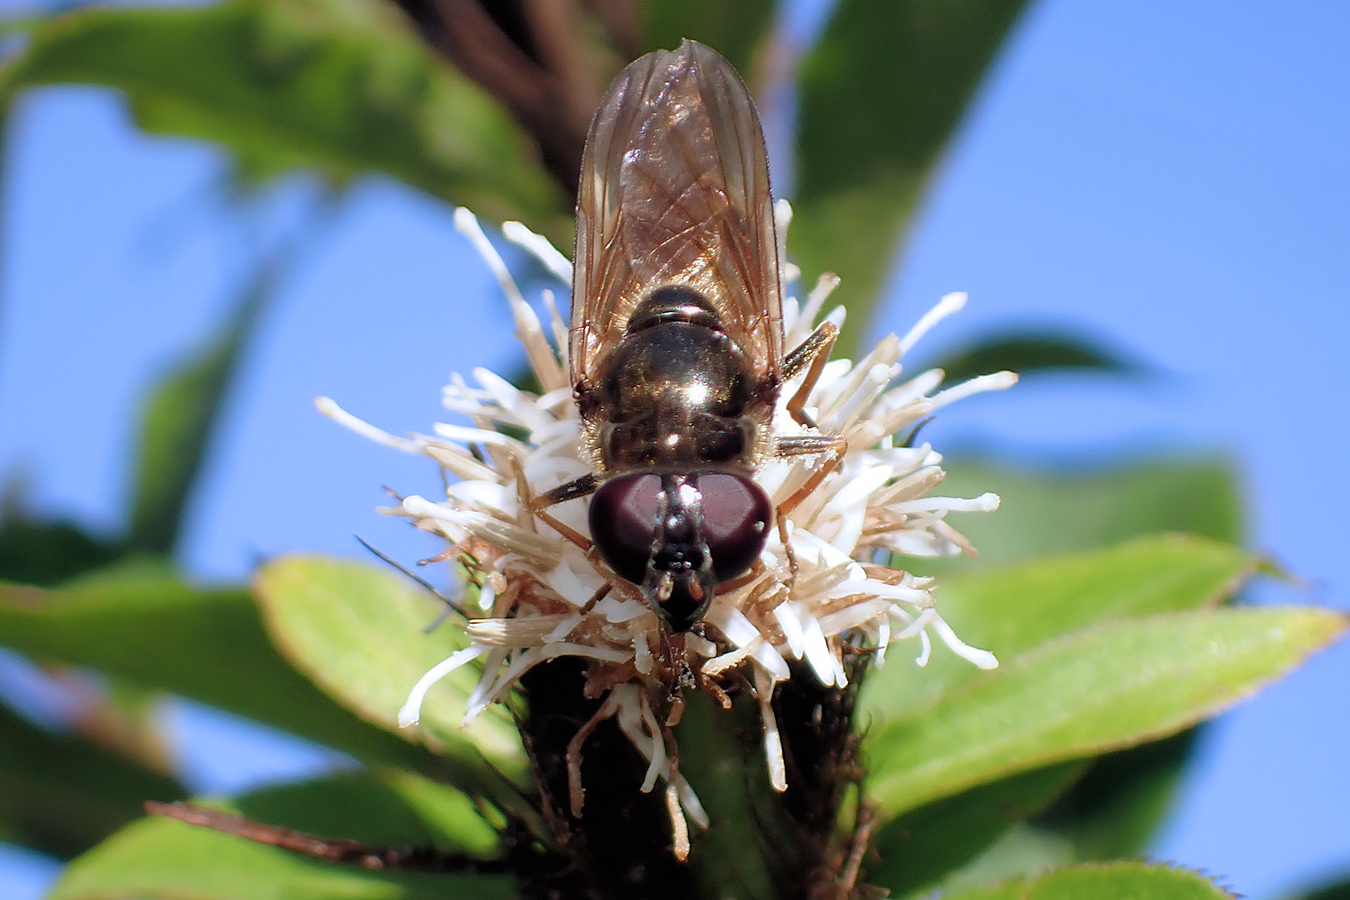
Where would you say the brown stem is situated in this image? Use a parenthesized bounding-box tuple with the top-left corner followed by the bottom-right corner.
(410, 0, 594, 199)
(145, 801, 505, 874)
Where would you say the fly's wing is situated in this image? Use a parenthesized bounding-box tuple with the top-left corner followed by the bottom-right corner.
(570, 40, 783, 388)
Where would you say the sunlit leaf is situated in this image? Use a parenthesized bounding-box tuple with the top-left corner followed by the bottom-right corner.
(0, 568, 449, 782)
(793, 0, 1032, 351)
(0, 0, 569, 240)
(253, 556, 526, 782)
(865, 534, 1260, 723)
(934, 456, 1243, 570)
(0, 702, 185, 859)
(865, 607, 1346, 818)
(49, 771, 511, 900)
(941, 860, 1236, 900)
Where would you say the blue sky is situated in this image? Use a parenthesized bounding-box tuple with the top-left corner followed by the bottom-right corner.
(1, 1, 1347, 897)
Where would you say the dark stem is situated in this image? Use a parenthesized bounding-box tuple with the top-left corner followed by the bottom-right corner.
(391, 0, 620, 200)
(145, 801, 507, 875)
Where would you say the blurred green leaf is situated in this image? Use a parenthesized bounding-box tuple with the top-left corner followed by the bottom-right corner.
(868, 761, 1085, 898)
(0, 568, 453, 783)
(1031, 728, 1198, 860)
(865, 606, 1346, 818)
(792, 0, 1032, 352)
(0, 702, 185, 859)
(640, 0, 778, 75)
(865, 534, 1260, 723)
(935, 456, 1243, 570)
(0, 514, 121, 586)
(252, 556, 526, 781)
(0, 0, 569, 240)
(943, 860, 1236, 900)
(49, 772, 512, 900)
(125, 264, 269, 556)
(927, 332, 1146, 385)
(1289, 878, 1350, 900)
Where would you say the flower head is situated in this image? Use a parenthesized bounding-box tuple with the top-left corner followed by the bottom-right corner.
(318, 203, 1014, 854)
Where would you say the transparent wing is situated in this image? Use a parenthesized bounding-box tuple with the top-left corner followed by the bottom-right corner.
(570, 40, 783, 387)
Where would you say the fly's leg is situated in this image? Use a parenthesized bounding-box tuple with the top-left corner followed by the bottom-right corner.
(774, 435, 848, 515)
(527, 473, 641, 601)
(781, 321, 838, 429)
(772, 434, 849, 587)
(525, 472, 597, 551)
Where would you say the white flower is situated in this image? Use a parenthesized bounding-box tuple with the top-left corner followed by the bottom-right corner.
(318, 203, 1014, 857)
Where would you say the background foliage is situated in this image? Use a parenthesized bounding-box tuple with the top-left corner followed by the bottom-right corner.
(0, 1, 1346, 898)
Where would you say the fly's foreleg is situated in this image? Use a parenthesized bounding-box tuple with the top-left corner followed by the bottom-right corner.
(781, 321, 838, 429)
(772, 433, 849, 587)
(526, 472, 597, 551)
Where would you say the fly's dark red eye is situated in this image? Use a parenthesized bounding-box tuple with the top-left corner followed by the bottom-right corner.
(696, 473, 771, 581)
(589, 472, 771, 595)
(589, 473, 662, 586)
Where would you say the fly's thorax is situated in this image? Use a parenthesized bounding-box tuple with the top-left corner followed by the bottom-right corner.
(591, 285, 769, 470)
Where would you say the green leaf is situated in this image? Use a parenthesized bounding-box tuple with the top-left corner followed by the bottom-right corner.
(49, 772, 511, 900)
(865, 534, 1260, 723)
(0, 514, 121, 586)
(926, 332, 1146, 386)
(865, 606, 1347, 818)
(252, 556, 526, 781)
(792, 0, 1032, 352)
(0, 0, 569, 239)
(0, 702, 185, 859)
(942, 860, 1236, 900)
(1289, 878, 1350, 900)
(868, 761, 1085, 898)
(640, 0, 778, 75)
(0, 569, 450, 783)
(934, 456, 1244, 570)
(230, 769, 500, 858)
(678, 693, 779, 900)
(925, 824, 1077, 898)
(1031, 728, 1199, 859)
(865, 537, 1254, 887)
(125, 263, 270, 556)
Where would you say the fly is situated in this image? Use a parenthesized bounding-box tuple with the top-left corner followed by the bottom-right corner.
(532, 40, 846, 634)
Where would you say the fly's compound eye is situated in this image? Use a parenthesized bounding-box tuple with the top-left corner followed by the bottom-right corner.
(696, 473, 771, 581)
(588, 472, 772, 592)
(589, 473, 663, 586)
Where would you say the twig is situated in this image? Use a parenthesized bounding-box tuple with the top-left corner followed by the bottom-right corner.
(145, 801, 506, 874)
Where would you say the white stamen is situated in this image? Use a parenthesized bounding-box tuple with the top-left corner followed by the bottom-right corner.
(932, 616, 998, 669)
(756, 666, 787, 792)
(502, 220, 574, 283)
(930, 371, 1019, 408)
(898, 291, 967, 357)
(398, 645, 487, 727)
(317, 397, 424, 453)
